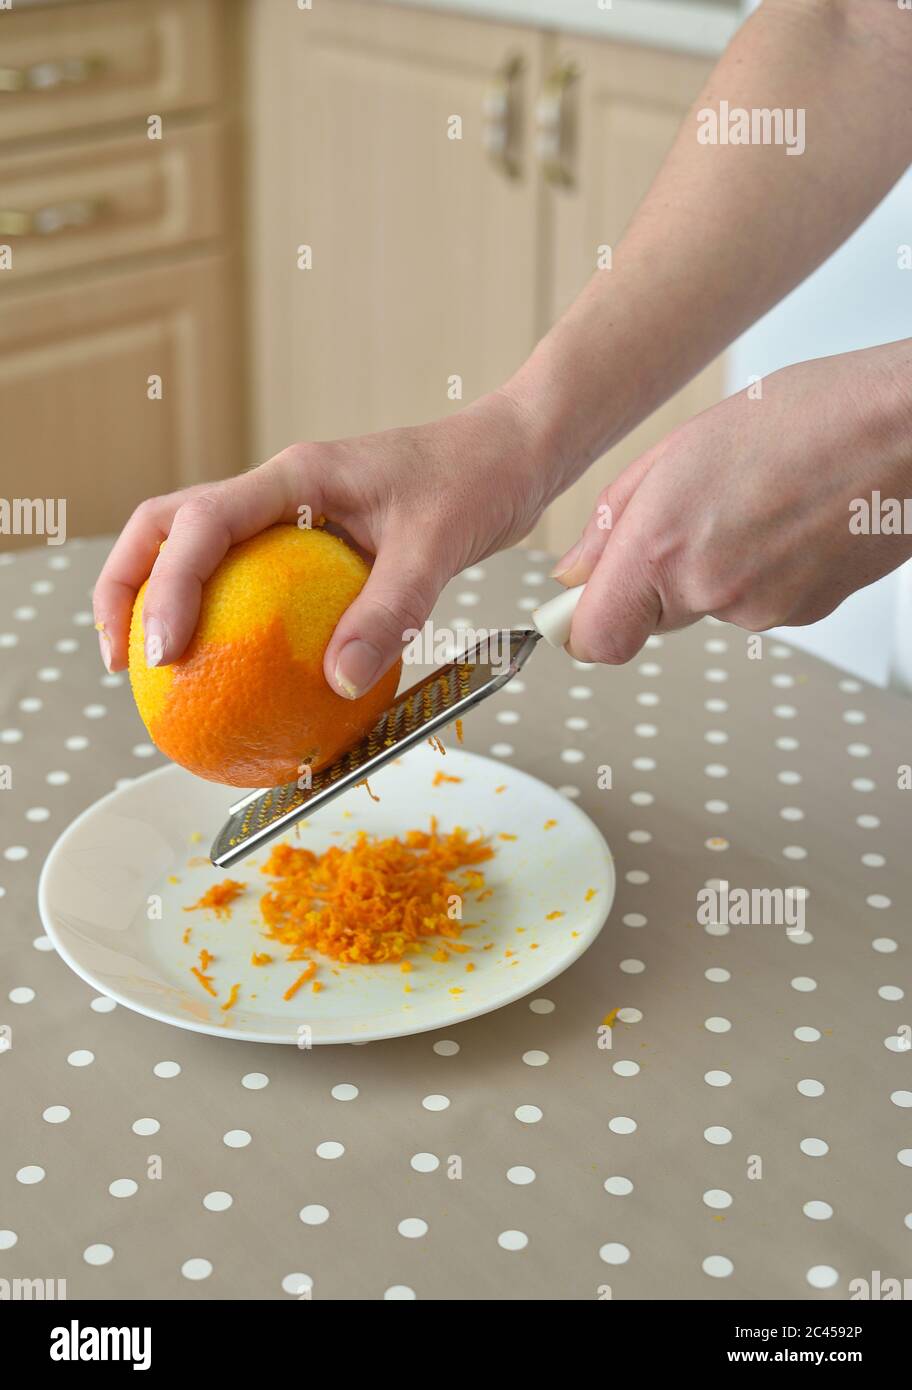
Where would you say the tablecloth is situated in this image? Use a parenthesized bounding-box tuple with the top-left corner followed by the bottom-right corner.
(1, 537, 909, 1300)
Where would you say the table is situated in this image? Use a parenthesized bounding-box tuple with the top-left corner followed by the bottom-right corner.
(1, 537, 909, 1300)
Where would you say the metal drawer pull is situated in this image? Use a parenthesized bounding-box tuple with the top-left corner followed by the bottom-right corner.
(535, 61, 578, 187)
(0, 54, 107, 94)
(482, 55, 523, 179)
(0, 198, 107, 237)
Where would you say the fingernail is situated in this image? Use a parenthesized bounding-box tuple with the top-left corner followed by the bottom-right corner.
(550, 538, 583, 579)
(144, 616, 169, 668)
(334, 640, 382, 699)
(97, 631, 113, 674)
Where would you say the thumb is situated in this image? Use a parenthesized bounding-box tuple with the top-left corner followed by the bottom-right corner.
(324, 533, 445, 698)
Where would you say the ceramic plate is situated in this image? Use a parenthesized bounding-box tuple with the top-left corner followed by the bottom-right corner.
(38, 744, 615, 1044)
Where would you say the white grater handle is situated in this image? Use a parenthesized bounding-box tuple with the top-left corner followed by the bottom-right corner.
(531, 583, 584, 649)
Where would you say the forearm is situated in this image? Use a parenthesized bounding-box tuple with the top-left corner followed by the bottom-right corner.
(504, 0, 912, 498)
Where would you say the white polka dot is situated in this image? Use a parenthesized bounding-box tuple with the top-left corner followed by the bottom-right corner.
(847, 743, 871, 758)
(46, 770, 69, 785)
(91, 996, 116, 1013)
(132, 1118, 159, 1136)
(422, 1094, 450, 1110)
(33, 936, 53, 951)
(599, 1242, 630, 1265)
(604, 1176, 633, 1196)
(704, 1016, 731, 1033)
(630, 791, 654, 806)
(879, 986, 904, 1001)
(223, 1130, 251, 1149)
(622, 913, 647, 928)
(780, 806, 804, 821)
(608, 1116, 637, 1135)
(628, 830, 652, 846)
(873, 938, 898, 954)
(17, 1165, 45, 1184)
(522, 1050, 549, 1067)
(634, 723, 658, 738)
(839, 678, 862, 693)
(705, 669, 728, 684)
(37, 667, 61, 681)
(791, 977, 817, 993)
(506, 1166, 536, 1186)
(862, 852, 886, 867)
(705, 639, 728, 654)
(704, 730, 728, 745)
(706, 836, 729, 851)
(132, 743, 157, 759)
(153, 1060, 180, 1078)
(384, 1285, 416, 1300)
(109, 1179, 138, 1198)
(43, 1105, 70, 1124)
(770, 672, 794, 687)
(514, 1105, 542, 1124)
(67, 1049, 94, 1067)
(704, 1070, 731, 1087)
(410, 1153, 439, 1173)
(316, 1141, 344, 1160)
(625, 871, 649, 887)
(14, 606, 36, 621)
(705, 968, 730, 983)
(616, 1007, 642, 1023)
(433, 1039, 460, 1056)
(803, 1200, 833, 1221)
(703, 1190, 732, 1210)
(9, 986, 34, 1004)
(632, 756, 656, 771)
(773, 705, 797, 720)
(83, 1244, 114, 1266)
(613, 1060, 640, 1077)
(782, 845, 807, 860)
(491, 742, 514, 758)
(0, 728, 22, 744)
(497, 1230, 528, 1251)
(704, 1126, 732, 1146)
(800, 1137, 829, 1157)
(702, 1255, 733, 1278)
(857, 814, 880, 830)
(866, 894, 891, 910)
(890, 1091, 912, 1108)
(181, 1258, 212, 1281)
(0, 1231, 17, 1250)
(55, 638, 78, 654)
(569, 686, 592, 700)
(529, 998, 555, 1014)
(64, 737, 88, 752)
(807, 1265, 839, 1289)
(72, 611, 94, 626)
(560, 747, 584, 763)
(899, 1149, 912, 1168)
(397, 1217, 428, 1239)
(331, 1083, 359, 1101)
(705, 698, 728, 713)
(564, 716, 589, 731)
(794, 1026, 821, 1043)
(18, 698, 42, 713)
(797, 1079, 825, 1098)
(559, 785, 580, 798)
(241, 1072, 268, 1090)
(704, 764, 729, 779)
(3, 846, 28, 862)
(496, 710, 520, 725)
(704, 800, 728, 814)
(619, 959, 645, 976)
(204, 1192, 234, 1212)
(82, 704, 106, 719)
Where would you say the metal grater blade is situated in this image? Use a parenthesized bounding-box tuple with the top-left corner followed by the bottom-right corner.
(209, 627, 541, 868)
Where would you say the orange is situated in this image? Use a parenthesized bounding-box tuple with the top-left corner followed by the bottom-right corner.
(128, 524, 400, 787)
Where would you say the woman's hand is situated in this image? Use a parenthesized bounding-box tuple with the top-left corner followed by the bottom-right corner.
(93, 389, 548, 697)
(553, 343, 912, 664)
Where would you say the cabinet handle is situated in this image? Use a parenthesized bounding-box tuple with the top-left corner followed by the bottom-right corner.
(0, 198, 107, 237)
(482, 54, 523, 179)
(0, 54, 107, 93)
(535, 61, 578, 187)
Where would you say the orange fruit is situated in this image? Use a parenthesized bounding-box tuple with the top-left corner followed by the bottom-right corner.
(128, 524, 400, 787)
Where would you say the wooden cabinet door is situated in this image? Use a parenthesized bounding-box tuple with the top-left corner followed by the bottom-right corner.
(535, 36, 725, 553)
(0, 255, 243, 545)
(246, 0, 546, 459)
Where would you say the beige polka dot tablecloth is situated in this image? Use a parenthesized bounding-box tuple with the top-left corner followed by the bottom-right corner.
(1, 536, 910, 1301)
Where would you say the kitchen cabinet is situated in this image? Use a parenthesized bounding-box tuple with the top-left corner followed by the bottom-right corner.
(246, 0, 547, 457)
(0, 0, 244, 546)
(247, 0, 724, 553)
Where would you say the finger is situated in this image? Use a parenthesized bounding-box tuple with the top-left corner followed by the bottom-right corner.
(93, 484, 217, 671)
(565, 521, 664, 666)
(139, 460, 314, 666)
(550, 447, 660, 588)
(324, 529, 446, 698)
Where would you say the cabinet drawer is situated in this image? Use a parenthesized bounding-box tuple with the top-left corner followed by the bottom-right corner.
(0, 122, 227, 283)
(0, 0, 221, 146)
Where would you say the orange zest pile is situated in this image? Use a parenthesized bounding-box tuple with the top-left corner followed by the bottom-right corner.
(258, 818, 494, 966)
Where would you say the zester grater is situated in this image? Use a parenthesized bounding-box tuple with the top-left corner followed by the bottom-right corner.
(209, 584, 585, 868)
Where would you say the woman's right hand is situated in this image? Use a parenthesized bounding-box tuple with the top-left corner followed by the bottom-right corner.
(93, 388, 551, 699)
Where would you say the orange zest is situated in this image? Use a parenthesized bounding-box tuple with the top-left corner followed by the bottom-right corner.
(259, 818, 494, 966)
(250, 951, 272, 966)
(221, 983, 241, 1012)
(191, 966, 217, 997)
(183, 879, 246, 919)
(283, 961, 317, 999)
(432, 771, 462, 786)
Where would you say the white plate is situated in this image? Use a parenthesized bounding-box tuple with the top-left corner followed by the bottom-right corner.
(38, 744, 615, 1045)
